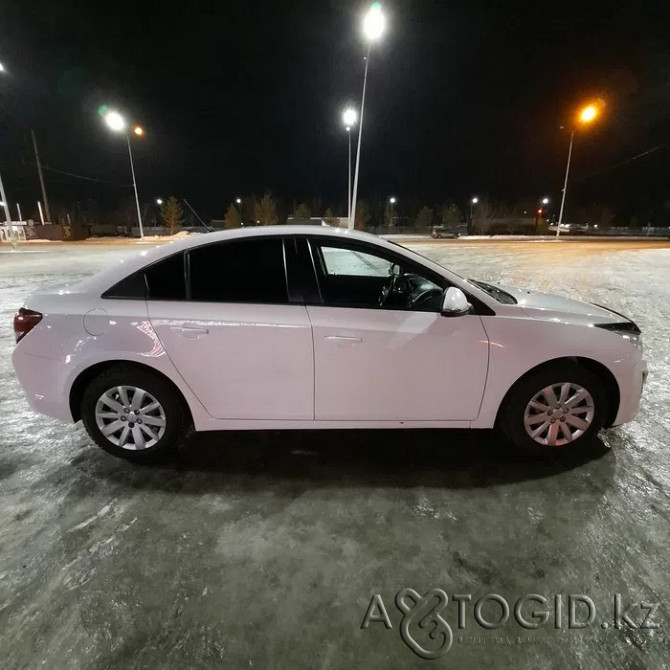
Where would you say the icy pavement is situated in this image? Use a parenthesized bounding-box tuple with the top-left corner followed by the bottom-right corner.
(0, 240, 669, 669)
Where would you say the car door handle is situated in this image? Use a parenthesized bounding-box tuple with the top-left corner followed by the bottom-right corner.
(171, 326, 209, 339)
(325, 335, 362, 343)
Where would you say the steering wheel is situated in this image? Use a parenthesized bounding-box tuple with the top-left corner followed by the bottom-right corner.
(409, 287, 444, 310)
(378, 265, 409, 307)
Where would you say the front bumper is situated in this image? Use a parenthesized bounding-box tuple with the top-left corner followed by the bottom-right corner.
(611, 357, 647, 427)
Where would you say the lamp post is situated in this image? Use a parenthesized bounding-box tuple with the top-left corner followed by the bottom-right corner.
(535, 197, 550, 234)
(0, 177, 11, 226)
(556, 103, 600, 240)
(470, 197, 479, 227)
(388, 196, 396, 228)
(349, 2, 385, 230)
(342, 107, 358, 227)
(236, 198, 242, 225)
(103, 110, 145, 239)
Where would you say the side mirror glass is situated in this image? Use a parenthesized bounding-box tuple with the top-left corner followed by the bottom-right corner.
(441, 287, 471, 316)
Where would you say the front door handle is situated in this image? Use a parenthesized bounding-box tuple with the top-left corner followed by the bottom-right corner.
(172, 326, 209, 339)
(325, 335, 362, 343)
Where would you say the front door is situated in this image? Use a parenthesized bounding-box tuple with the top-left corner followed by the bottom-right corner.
(306, 239, 489, 421)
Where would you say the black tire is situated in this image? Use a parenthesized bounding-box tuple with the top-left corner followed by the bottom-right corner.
(499, 362, 607, 458)
(80, 365, 191, 462)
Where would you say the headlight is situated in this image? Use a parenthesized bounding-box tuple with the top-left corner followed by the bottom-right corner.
(595, 322, 643, 351)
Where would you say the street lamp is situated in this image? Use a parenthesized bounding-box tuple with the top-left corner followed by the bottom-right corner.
(349, 2, 385, 230)
(556, 103, 601, 239)
(342, 107, 358, 227)
(470, 196, 479, 222)
(534, 198, 550, 234)
(103, 109, 145, 239)
(235, 198, 243, 225)
(388, 196, 396, 228)
(156, 198, 163, 205)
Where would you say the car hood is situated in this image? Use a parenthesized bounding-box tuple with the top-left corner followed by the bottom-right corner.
(491, 283, 635, 326)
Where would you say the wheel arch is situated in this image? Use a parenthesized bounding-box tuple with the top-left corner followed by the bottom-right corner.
(494, 356, 620, 429)
(69, 359, 194, 425)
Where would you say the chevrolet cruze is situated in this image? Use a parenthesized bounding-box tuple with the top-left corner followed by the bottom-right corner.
(12, 227, 647, 461)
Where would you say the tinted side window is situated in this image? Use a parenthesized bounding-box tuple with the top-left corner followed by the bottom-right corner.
(188, 238, 288, 303)
(145, 253, 186, 300)
(102, 271, 147, 299)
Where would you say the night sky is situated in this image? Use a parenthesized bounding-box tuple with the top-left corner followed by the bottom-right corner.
(1, 0, 669, 223)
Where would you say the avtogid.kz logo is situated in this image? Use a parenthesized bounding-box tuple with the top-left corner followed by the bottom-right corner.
(361, 590, 661, 660)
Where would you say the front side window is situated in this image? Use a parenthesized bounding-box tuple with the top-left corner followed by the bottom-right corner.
(311, 241, 445, 311)
(321, 247, 393, 277)
(188, 238, 288, 303)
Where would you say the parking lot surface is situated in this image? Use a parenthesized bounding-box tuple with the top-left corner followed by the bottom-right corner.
(1, 240, 669, 669)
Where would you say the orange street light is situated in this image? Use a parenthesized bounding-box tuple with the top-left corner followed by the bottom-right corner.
(132, 125, 144, 136)
(556, 102, 604, 239)
(579, 104, 598, 124)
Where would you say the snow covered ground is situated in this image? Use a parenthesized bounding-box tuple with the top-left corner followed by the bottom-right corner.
(1, 240, 669, 669)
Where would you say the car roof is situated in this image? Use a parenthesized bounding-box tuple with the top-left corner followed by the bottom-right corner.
(72, 226, 394, 293)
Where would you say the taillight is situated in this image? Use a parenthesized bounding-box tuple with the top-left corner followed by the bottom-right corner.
(14, 308, 43, 343)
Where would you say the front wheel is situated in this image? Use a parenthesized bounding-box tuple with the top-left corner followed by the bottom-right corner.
(500, 363, 607, 457)
(80, 366, 191, 462)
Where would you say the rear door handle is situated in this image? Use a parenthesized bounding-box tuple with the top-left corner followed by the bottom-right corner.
(325, 335, 362, 343)
(172, 326, 209, 339)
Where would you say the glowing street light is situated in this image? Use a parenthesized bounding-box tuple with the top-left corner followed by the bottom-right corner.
(579, 105, 598, 124)
(235, 198, 243, 224)
(156, 198, 163, 205)
(102, 109, 145, 239)
(349, 3, 386, 229)
(342, 107, 358, 226)
(363, 2, 385, 40)
(470, 196, 479, 223)
(388, 196, 397, 227)
(104, 111, 127, 132)
(542, 197, 550, 205)
(556, 102, 602, 239)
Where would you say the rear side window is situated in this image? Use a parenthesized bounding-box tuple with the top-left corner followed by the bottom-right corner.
(145, 253, 186, 300)
(188, 238, 288, 303)
(103, 271, 146, 299)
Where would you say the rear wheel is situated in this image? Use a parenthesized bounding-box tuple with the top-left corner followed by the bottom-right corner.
(80, 366, 190, 462)
(500, 363, 607, 457)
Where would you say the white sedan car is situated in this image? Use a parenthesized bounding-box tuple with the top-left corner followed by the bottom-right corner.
(13, 226, 646, 461)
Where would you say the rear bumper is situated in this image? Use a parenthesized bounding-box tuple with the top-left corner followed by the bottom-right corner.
(12, 348, 73, 422)
(612, 357, 647, 426)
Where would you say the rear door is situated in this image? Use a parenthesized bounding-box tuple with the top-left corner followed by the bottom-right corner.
(146, 237, 314, 420)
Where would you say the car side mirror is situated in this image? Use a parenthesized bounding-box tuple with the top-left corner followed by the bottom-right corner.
(441, 287, 471, 316)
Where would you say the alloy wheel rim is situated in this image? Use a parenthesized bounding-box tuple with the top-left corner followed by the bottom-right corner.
(94, 386, 166, 450)
(523, 382, 595, 446)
